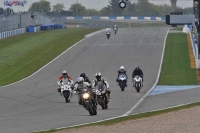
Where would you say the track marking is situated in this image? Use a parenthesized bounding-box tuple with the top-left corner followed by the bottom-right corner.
(122, 28, 170, 116)
(133, 100, 200, 115)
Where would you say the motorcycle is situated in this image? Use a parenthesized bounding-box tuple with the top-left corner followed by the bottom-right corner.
(106, 32, 110, 39)
(133, 75, 143, 92)
(60, 82, 73, 103)
(78, 88, 97, 116)
(118, 74, 127, 91)
(95, 85, 108, 109)
(114, 27, 118, 34)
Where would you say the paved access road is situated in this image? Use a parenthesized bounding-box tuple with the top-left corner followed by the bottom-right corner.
(0, 27, 168, 133)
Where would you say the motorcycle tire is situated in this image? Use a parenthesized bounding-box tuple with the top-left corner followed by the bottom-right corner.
(100, 97, 106, 109)
(105, 104, 108, 109)
(136, 88, 140, 92)
(86, 102, 94, 116)
(92, 107, 97, 115)
(63, 91, 70, 103)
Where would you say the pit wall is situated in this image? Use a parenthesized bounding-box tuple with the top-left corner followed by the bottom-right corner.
(183, 25, 200, 68)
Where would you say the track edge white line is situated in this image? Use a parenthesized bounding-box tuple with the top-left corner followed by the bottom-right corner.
(121, 28, 170, 116)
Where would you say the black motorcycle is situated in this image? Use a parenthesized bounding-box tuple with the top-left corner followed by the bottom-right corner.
(80, 88, 97, 116)
(95, 85, 108, 109)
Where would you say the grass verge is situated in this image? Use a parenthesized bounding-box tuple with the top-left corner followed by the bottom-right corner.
(32, 101, 200, 133)
(158, 33, 198, 85)
(0, 28, 99, 86)
(170, 27, 183, 31)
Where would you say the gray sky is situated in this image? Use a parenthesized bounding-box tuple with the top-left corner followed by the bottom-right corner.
(1, 0, 193, 12)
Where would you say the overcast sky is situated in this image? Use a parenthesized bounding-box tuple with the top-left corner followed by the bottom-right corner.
(1, 0, 193, 12)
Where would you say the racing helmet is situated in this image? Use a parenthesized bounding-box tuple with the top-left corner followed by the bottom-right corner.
(136, 66, 140, 70)
(95, 72, 101, 81)
(62, 70, 68, 78)
(120, 66, 125, 72)
(77, 77, 84, 85)
(80, 72, 86, 79)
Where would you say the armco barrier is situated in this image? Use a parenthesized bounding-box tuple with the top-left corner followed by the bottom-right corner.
(0, 28, 26, 40)
(138, 16, 145, 20)
(91, 16, 100, 19)
(187, 25, 200, 68)
(109, 16, 117, 19)
(124, 16, 131, 19)
(41, 24, 62, 31)
(150, 17, 156, 20)
(66, 16, 165, 20)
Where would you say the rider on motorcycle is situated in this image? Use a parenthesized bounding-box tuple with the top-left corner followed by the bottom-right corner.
(113, 25, 118, 30)
(106, 29, 111, 34)
(57, 70, 74, 95)
(92, 72, 111, 99)
(116, 66, 128, 87)
(132, 66, 144, 83)
(74, 77, 91, 105)
(80, 72, 92, 85)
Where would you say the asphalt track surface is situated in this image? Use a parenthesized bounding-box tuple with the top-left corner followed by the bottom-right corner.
(134, 87, 200, 114)
(0, 27, 168, 133)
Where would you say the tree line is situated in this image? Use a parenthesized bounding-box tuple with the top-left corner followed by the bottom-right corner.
(0, 0, 193, 17)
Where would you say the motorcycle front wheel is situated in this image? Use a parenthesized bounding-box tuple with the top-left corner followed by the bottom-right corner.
(63, 91, 70, 103)
(86, 102, 94, 116)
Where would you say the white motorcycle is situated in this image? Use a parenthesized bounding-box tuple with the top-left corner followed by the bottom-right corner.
(133, 75, 143, 92)
(60, 82, 73, 103)
(118, 74, 127, 91)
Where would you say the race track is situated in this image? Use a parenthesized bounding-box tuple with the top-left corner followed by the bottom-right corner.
(0, 27, 168, 133)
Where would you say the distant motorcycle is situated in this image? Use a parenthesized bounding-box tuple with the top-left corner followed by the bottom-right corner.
(132, 75, 143, 92)
(106, 32, 110, 39)
(60, 82, 73, 103)
(95, 85, 108, 109)
(118, 74, 127, 91)
(77, 88, 97, 116)
(114, 27, 118, 34)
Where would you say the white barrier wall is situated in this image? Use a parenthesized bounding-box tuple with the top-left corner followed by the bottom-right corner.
(0, 28, 26, 40)
(184, 25, 200, 68)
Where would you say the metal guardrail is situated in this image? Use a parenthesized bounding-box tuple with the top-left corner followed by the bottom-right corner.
(53, 16, 167, 29)
(0, 12, 52, 32)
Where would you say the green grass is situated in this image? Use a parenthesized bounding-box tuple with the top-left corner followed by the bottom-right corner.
(32, 102, 200, 133)
(170, 27, 183, 31)
(158, 33, 198, 85)
(0, 28, 99, 86)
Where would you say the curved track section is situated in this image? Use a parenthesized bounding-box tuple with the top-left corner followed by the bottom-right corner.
(0, 27, 168, 133)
